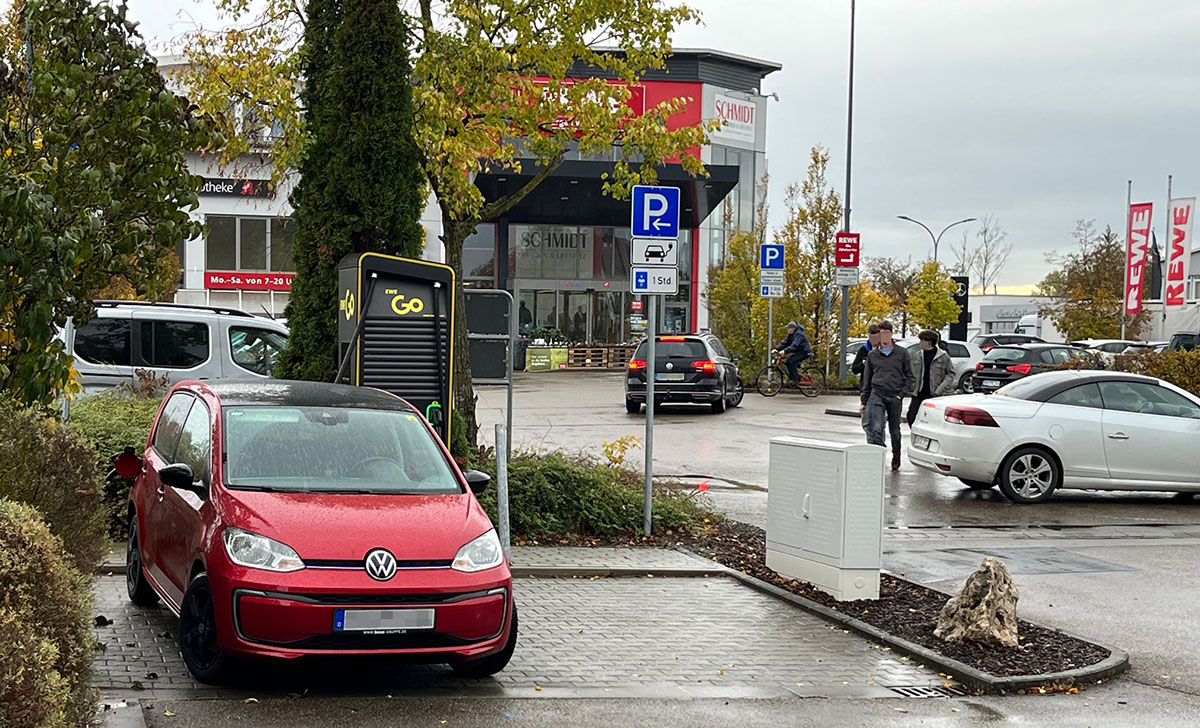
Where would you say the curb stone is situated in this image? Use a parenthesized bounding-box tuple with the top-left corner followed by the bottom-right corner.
(717, 567, 1130, 694)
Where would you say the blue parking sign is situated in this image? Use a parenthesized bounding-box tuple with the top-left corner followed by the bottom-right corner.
(631, 185, 680, 239)
(760, 244, 784, 270)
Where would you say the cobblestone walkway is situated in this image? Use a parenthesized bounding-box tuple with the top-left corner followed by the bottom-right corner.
(92, 572, 942, 701)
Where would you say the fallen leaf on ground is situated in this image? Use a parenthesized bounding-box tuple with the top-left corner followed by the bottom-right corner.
(130, 681, 144, 691)
(164, 710, 176, 717)
(534, 685, 542, 691)
(243, 698, 258, 704)
(94, 615, 113, 627)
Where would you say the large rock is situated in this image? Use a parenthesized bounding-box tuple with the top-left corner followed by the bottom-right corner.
(934, 556, 1020, 648)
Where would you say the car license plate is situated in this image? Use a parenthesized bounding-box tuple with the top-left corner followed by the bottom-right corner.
(656, 373, 685, 382)
(334, 608, 435, 633)
(912, 435, 930, 450)
(983, 379, 1000, 388)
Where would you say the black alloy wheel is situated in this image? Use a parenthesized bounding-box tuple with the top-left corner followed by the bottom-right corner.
(126, 516, 158, 606)
(179, 574, 228, 683)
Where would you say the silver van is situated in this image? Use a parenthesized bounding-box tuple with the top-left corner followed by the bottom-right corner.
(66, 301, 290, 393)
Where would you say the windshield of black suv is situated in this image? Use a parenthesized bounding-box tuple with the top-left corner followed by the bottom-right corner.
(222, 406, 461, 494)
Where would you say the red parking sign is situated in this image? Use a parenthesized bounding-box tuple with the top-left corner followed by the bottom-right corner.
(834, 232, 860, 267)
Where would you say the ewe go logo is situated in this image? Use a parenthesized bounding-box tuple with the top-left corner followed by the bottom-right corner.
(390, 294, 425, 316)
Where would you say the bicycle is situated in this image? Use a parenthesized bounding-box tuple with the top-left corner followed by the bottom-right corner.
(755, 353, 826, 397)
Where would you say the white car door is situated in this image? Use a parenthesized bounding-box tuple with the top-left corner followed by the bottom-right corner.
(1098, 381, 1200, 487)
(1037, 383, 1110, 484)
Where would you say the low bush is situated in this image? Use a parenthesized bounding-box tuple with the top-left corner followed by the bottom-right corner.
(1112, 349, 1200, 395)
(473, 450, 708, 539)
(0, 498, 96, 728)
(0, 399, 106, 571)
(68, 392, 163, 538)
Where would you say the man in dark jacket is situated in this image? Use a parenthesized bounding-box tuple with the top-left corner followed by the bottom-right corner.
(907, 329, 957, 425)
(851, 323, 881, 376)
(774, 322, 813, 383)
(860, 323, 914, 470)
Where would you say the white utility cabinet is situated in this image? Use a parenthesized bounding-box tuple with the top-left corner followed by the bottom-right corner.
(766, 437, 885, 600)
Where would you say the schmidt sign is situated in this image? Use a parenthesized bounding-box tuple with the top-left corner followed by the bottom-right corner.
(199, 177, 273, 198)
(711, 93, 758, 145)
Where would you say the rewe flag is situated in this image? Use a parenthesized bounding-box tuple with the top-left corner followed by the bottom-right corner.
(1125, 203, 1154, 315)
(1164, 197, 1196, 309)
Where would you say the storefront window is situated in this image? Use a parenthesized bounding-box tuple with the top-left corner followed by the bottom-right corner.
(591, 291, 623, 344)
(205, 215, 296, 272)
(270, 219, 295, 272)
(240, 219, 267, 270)
(206, 216, 237, 270)
(463, 224, 496, 280)
(511, 225, 592, 279)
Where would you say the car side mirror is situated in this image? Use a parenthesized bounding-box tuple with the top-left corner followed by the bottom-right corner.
(464, 470, 491, 495)
(161, 463, 207, 499)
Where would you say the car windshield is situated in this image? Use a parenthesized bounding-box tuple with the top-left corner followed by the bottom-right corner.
(983, 347, 1025, 362)
(222, 406, 461, 494)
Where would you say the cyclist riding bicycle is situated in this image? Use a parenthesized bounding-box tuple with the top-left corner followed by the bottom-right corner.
(774, 322, 813, 384)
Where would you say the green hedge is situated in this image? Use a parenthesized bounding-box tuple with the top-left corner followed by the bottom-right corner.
(0, 399, 106, 571)
(68, 393, 163, 537)
(0, 499, 96, 728)
(473, 451, 707, 539)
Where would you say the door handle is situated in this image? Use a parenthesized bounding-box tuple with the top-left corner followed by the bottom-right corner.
(1107, 432, 1130, 440)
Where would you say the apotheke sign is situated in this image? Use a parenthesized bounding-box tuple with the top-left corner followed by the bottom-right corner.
(711, 93, 757, 145)
(200, 178, 273, 198)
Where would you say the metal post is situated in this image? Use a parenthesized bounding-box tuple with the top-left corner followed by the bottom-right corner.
(61, 316, 74, 421)
(767, 298, 774, 367)
(643, 295, 656, 536)
(1122, 180, 1131, 340)
(495, 423, 510, 556)
(838, 0, 856, 383)
(1163, 175, 1172, 326)
(506, 292, 515, 456)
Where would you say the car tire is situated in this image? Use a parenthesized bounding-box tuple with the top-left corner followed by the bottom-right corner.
(452, 608, 518, 678)
(730, 378, 744, 408)
(179, 574, 229, 684)
(625, 399, 640, 414)
(959, 372, 975, 393)
(997, 447, 1060, 504)
(711, 384, 727, 414)
(957, 477, 995, 490)
(126, 515, 158, 607)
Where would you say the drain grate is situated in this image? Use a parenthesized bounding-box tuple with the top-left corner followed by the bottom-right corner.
(888, 685, 966, 699)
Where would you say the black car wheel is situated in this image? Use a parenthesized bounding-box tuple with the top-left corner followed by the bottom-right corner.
(729, 377, 744, 408)
(711, 383, 727, 413)
(452, 608, 518, 678)
(179, 574, 229, 683)
(625, 399, 640, 414)
(126, 515, 158, 606)
(959, 372, 975, 393)
(997, 447, 1060, 504)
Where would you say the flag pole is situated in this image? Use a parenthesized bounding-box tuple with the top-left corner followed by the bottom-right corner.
(1122, 180, 1131, 341)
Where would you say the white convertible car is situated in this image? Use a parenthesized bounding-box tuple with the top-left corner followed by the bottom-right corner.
(908, 370, 1200, 503)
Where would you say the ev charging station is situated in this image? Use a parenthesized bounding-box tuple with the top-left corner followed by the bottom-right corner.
(335, 252, 455, 444)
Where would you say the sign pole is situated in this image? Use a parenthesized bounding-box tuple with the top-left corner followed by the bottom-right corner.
(644, 295, 656, 536)
(839, 0, 856, 383)
(1122, 180, 1131, 341)
(767, 298, 774, 367)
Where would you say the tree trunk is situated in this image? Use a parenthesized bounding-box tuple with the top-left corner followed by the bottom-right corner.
(442, 214, 479, 445)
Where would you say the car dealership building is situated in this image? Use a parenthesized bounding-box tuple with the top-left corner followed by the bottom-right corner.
(161, 49, 780, 344)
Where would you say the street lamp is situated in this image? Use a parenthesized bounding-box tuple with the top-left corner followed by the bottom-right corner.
(896, 216, 977, 263)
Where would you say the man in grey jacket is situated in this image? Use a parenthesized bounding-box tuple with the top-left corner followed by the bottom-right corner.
(859, 324, 915, 470)
(907, 330, 957, 426)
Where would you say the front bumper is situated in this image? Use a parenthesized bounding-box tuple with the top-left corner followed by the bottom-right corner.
(209, 559, 513, 662)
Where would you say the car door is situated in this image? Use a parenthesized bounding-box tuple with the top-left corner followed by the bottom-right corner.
(1039, 383, 1109, 484)
(1098, 381, 1200, 487)
(141, 392, 194, 592)
(709, 337, 736, 393)
(158, 398, 215, 600)
(134, 314, 214, 385)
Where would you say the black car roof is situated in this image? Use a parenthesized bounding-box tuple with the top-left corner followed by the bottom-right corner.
(200, 380, 417, 412)
(987, 342, 1061, 349)
(1008, 370, 1163, 401)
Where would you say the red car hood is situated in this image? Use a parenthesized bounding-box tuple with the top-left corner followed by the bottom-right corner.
(219, 490, 493, 562)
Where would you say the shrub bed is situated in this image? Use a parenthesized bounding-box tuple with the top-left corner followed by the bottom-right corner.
(0, 498, 95, 728)
(0, 399, 106, 571)
(472, 451, 707, 540)
(67, 393, 163, 538)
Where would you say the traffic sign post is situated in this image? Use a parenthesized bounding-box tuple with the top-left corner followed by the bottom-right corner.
(629, 185, 681, 537)
(759, 243, 787, 367)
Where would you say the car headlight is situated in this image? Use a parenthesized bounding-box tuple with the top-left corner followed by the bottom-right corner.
(223, 527, 304, 572)
(452, 529, 504, 573)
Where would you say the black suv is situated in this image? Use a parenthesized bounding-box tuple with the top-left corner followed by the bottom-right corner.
(625, 333, 744, 413)
(972, 343, 1081, 393)
(970, 333, 1046, 352)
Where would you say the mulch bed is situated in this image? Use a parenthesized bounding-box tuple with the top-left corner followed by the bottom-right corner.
(671, 520, 1111, 678)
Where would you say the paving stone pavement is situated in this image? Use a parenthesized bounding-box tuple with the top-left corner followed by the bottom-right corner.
(91, 573, 943, 702)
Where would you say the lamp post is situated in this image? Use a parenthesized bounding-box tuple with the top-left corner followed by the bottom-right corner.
(837, 0, 856, 383)
(897, 216, 977, 263)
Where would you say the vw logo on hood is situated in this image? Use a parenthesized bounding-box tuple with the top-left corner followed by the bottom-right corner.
(364, 548, 398, 581)
(666, 362, 674, 370)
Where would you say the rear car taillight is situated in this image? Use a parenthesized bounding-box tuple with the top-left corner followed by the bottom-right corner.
(981, 346, 993, 352)
(628, 359, 647, 370)
(975, 362, 985, 370)
(1006, 363, 1032, 374)
(944, 406, 1000, 427)
(691, 360, 716, 373)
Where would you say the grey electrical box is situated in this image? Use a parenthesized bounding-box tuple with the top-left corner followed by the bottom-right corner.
(766, 437, 885, 600)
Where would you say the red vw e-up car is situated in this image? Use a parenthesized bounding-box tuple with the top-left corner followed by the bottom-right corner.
(120, 380, 515, 683)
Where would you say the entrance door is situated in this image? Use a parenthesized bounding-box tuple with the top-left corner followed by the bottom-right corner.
(663, 301, 689, 335)
(591, 291, 622, 344)
(561, 291, 589, 344)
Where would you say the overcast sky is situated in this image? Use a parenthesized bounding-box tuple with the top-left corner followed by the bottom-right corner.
(124, 0, 1200, 291)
